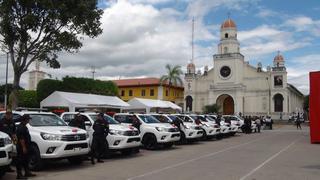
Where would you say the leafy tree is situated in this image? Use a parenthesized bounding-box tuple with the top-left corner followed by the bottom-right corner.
(36, 79, 63, 102)
(160, 64, 183, 86)
(203, 104, 220, 114)
(17, 90, 39, 108)
(0, 83, 23, 103)
(303, 95, 309, 112)
(0, 0, 103, 109)
(36, 77, 119, 103)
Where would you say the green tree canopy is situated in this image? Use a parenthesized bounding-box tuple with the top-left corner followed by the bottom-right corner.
(160, 64, 183, 86)
(0, 84, 23, 103)
(0, 0, 103, 109)
(37, 77, 119, 102)
(17, 90, 39, 108)
(203, 104, 220, 114)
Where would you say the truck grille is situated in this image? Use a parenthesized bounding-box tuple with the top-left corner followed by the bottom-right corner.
(171, 133, 180, 138)
(168, 128, 179, 132)
(0, 151, 6, 158)
(123, 130, 140, 136)
(127, 137, 141, 143)
(64, 143, 88, 150)
(61, 134, 86, 141)
(0, 139, 4, 147)
(194, 126, 202, 130)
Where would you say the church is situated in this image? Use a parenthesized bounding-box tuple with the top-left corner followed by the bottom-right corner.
(184, 18, 304, 120)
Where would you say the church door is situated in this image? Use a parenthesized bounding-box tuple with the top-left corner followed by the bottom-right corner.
(223, 96, 234, 115)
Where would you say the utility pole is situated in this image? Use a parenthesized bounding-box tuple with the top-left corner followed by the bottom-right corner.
(91, 66, 96, 80)
(191, 17, 194, 63)
(4, 52, 9, 111)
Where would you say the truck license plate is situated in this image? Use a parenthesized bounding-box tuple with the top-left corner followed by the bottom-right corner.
(74, 147, 81, 151)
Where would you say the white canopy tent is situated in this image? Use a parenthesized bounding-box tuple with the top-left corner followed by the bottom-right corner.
(40, 91, 130, 112)
(125, 98, 182, 113)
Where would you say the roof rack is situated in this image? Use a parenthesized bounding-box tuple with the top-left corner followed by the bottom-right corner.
(15, 107, 48, 112)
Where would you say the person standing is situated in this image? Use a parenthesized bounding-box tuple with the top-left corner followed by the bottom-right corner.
(16, 114, 36, 179)
(0, 111, 16, 172)
(296, 116, 302, 130)
(255, 117, 261, 133)
(69, 113, 86, 130)
(91, 113, 109, 164)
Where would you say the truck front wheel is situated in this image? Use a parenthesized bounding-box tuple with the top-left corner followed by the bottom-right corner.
(29, 144, 43, 171)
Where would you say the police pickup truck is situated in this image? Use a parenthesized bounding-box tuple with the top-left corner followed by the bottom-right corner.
(114, 113, 180, 150)
(61, 112, 141, 155)
(0, 131, 13, 177)
(0, 111, 90, 171)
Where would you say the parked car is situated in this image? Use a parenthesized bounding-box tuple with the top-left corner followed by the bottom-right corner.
(176, 114, 219, 140)
(114, 113, 180, 150)
(205, 115, 230, 137)
(222, 115, 244, 133)
(151, 114, 203, 143)
(0, 111, 90, 171)
(61, 112, 141, 155)
(0, 131, 13, 178)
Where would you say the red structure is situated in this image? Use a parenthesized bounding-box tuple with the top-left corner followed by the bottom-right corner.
(310, 71, 320, 143)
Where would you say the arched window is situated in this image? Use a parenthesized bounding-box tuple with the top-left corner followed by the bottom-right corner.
(225, 33, 228, 38)
(224, 47, 228, 54)
(274, 93, 284, 112)
(186, 96, 193, 112)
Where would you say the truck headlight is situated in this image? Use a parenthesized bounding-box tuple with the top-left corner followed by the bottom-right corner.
(4, 137, 12, 145)
(155, 127, 165, 132)
(184, 125, 190, 129)
(40, 133, 62, 141)
(109, 129, 126, 135)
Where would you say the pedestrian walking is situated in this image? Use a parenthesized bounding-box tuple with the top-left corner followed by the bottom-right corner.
(296, 116, 302, 130)
(69, 113, 86, 130)
(91, 113, 109, 164)
(255, 117, 261, 133)
(16, 114, 36, 179)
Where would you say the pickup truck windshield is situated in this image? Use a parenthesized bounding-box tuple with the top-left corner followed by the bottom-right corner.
(29, 114, 67, 126)
(152, 115, 171, 123)
(89, 114, 120, 124)
(138, 115, 160, 124)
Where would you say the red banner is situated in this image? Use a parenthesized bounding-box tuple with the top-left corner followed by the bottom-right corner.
(310, 71, 320, 143)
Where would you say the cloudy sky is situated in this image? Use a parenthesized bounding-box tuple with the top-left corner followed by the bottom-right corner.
(0, 0, 319, 94)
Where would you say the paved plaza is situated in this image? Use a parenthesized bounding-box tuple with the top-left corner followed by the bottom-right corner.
(4, 125, 319, 180)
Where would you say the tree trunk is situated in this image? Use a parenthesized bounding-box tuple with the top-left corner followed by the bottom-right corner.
(11, 72, 21, 110)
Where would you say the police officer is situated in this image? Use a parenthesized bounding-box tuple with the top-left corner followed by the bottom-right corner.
(91, 113, 109, 164)
(16, 114, 36, 179)
(69, 113, 86, 130)
(131, 116, 141, 132)
(0, 111, 16, 172)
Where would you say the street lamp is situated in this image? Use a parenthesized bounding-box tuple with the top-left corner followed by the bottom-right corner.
(4, 52, 9, 111)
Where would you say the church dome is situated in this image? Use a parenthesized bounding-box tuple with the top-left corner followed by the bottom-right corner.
(221, 18, 236, 29)
(274, 54, 284, 62)
(187, 62, 195, 69)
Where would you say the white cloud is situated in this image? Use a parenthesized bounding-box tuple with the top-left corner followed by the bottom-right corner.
(256, 8, 278, 18)
(286, 54, 320, 94)
(284, 16, 320, 36)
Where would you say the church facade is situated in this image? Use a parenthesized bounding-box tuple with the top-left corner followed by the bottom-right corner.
(184, 18, 304, 120)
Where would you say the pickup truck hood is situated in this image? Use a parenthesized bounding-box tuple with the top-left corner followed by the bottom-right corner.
(146, 123, 175, 128)
(28, 125, 87, 135)
(110, 124, 137, 131)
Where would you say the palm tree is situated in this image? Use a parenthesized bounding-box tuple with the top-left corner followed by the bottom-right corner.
(160, 64, 183, 86)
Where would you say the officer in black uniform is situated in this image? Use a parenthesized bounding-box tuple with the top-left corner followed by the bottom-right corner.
(131, 116, 141, 132)
(16, 114, 36, 179)
(0, 111, 16, 172)
(69, 113, 86, 130)
(91, 113, 109, 164)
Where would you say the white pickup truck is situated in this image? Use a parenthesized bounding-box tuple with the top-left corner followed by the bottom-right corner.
(61, 112, 141, 155)
(0, 111, 90, 171)
(177, 114, 220, 140)
(0, 132, 13, 178)
(151, 114, 203, 143)
(114, 113, 180, 150)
